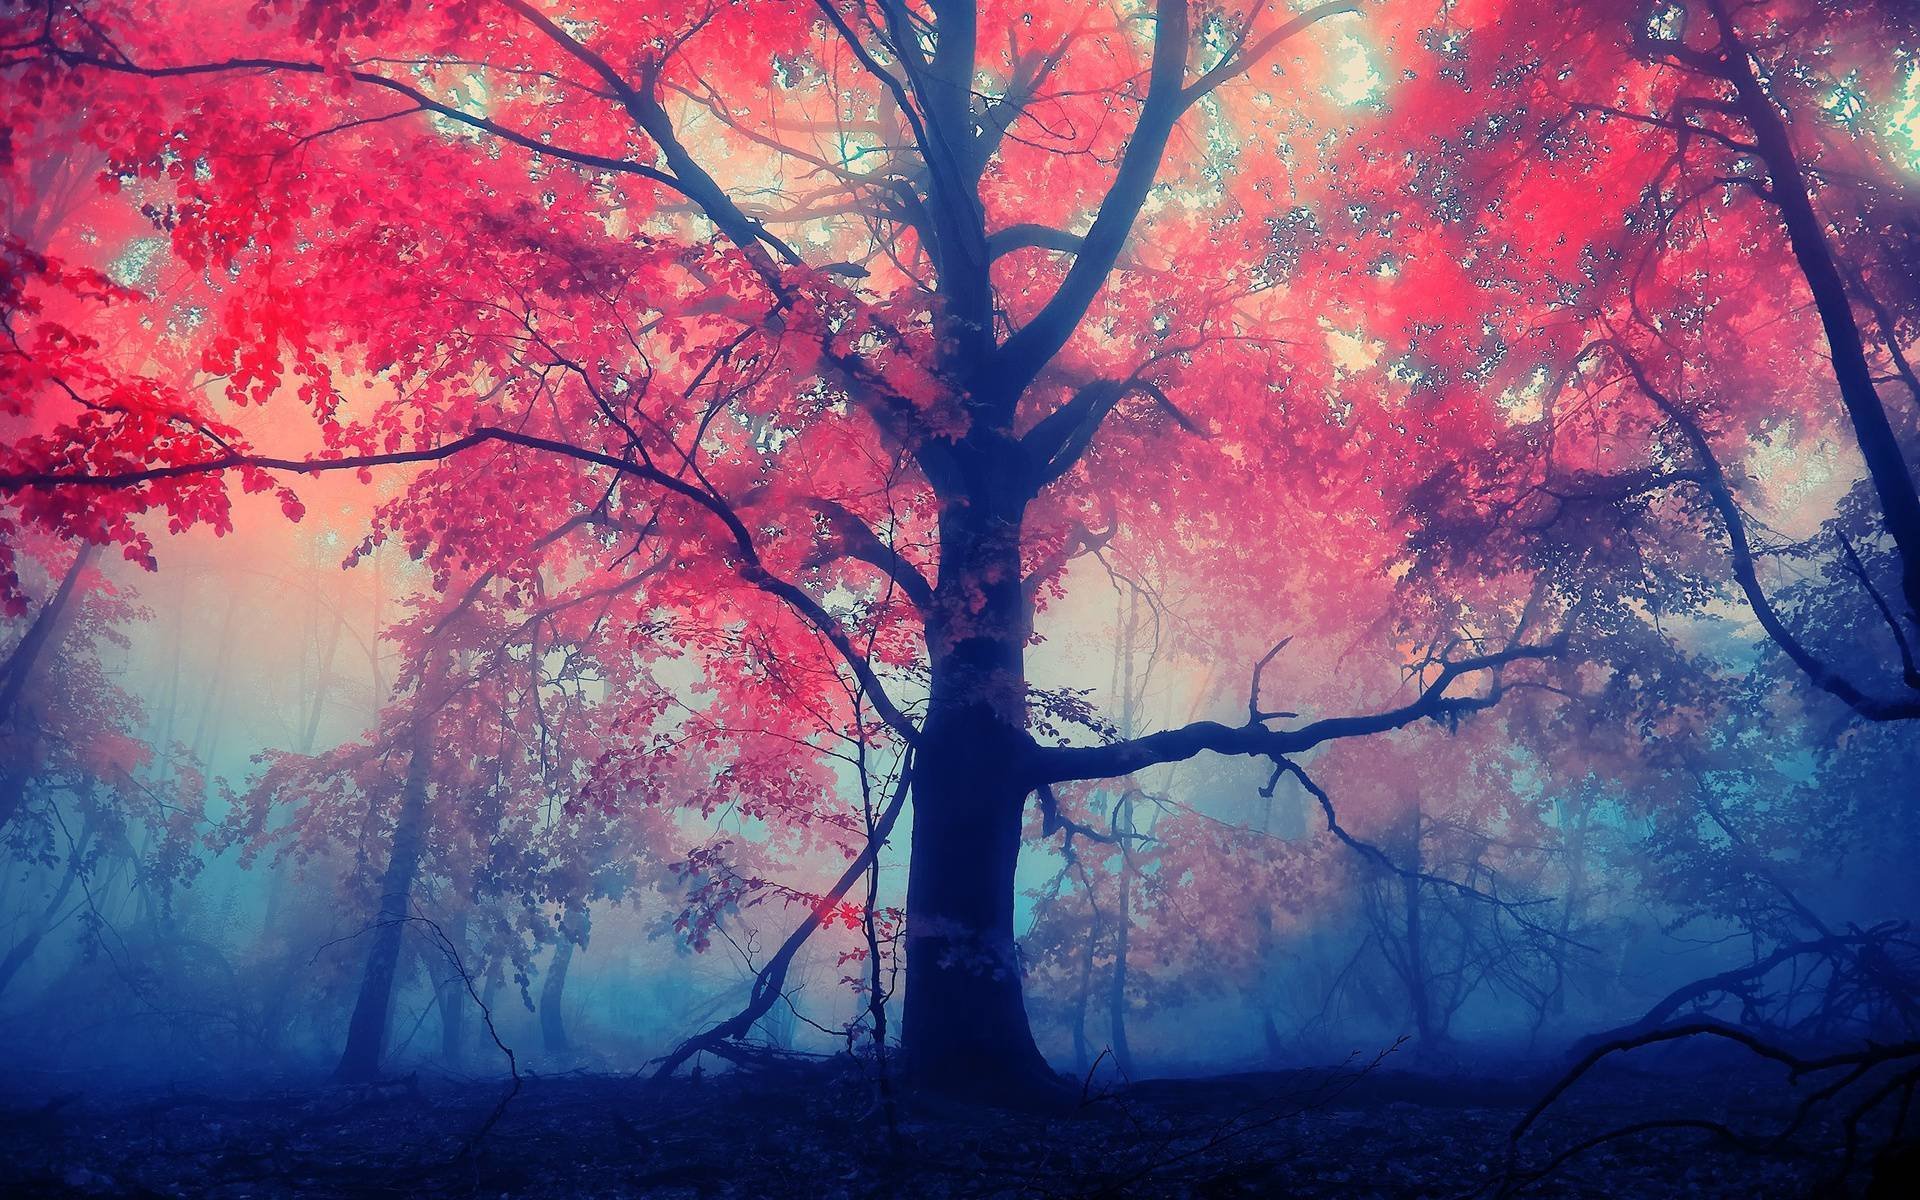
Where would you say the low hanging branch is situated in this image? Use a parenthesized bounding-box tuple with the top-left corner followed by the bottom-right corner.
(651, 755, 914, 1082)
(1491, 1022, 1920, 1198)
(1492, 918, 1920, 1197)
(1566, 923, 1920, 1057)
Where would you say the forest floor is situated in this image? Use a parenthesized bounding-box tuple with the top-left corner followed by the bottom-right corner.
(0, 1051, 1903, 1199)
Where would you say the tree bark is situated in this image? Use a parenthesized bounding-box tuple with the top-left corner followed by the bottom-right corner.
(333, 714, 435, 1082)
(900, 491, 1059, 1097)
(902, 732, 1053, 1094)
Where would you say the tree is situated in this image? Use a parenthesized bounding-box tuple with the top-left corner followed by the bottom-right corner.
(0, 529, 207, 999)
(1391, 0, 1920, 724)
(39, 0, 1871, 1098)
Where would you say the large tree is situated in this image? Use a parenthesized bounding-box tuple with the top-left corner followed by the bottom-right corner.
(16, 0, 1906, 1095)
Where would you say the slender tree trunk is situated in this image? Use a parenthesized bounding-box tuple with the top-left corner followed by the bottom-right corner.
(1106, 590, 1141, 1077)
(901, 495, 1057, 1096)
(541, 902, 588, 1056)
(1108, 789, 1136, 1078)
(299, 611, 346, 756)
(334, 714, 436, 1082)
(0, 820, 92, 996)
(0, 545, 96, 829)
(437, 909, 469, 1067)
(1401, 817, 1435, 1044)
(0, 545, 95, 725)
(1071, 905, 1097, 1075)
(1261, 1010, 1286, 1062)
(852, 730, 899, 1124)
(1253, 902, 1284, 1062)
(1542, 795, 1591, 1032)
(1713, 5, 1920, 626)
(479, 971, 501, 1060)
(1404, 874, 1432, 1043)
(187, 589, 241, 768)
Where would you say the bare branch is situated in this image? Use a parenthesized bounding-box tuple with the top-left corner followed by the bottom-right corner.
(1025, 638, 1563, 785)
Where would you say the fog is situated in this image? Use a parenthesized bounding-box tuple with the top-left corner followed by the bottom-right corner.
(5, 492, 1915, 1100)
(6, 1, 1920, 1194)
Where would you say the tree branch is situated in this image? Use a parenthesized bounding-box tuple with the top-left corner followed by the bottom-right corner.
(992, 0, 1355, 402)
(652, 753, 913, 1080)
(1607, 338, 1920, 721)
(1023, 638, 1563, 785)
(800, 497, 934, 613)
(0, 427, 923, 740)
(25, 32, 680, 190)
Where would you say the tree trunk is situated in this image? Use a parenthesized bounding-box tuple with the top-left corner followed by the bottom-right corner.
(900, 495, 1058, 1097)
(1400, 817, 1436, 1045)
(0, 817, 92, 997)
(0, 545, 96, 830)
(0, 545, 95, 727)
(1261, 1010, 1286, 1062)
(333, 715, 435, 1082)
(542, 902, 588, 1056)
(1253, 903, 1284, 1062)
(1106, 591, 1141, 1078)
(1071, 904, 1097, 1075)
(902, 737, 1052, 1094)
(1713, 7, 1920, 626)
(436, 910, 469, 1067)
(541, 938, 575, 1055)
(1108, 789, 1136, 1079)
(1404, 872, 1433, 1043)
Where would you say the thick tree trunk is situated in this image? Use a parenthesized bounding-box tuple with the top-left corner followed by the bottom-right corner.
(333, 716, 435, 1083)
(900, 495, 1059, 1098)
(902, 739, 1052, 1094)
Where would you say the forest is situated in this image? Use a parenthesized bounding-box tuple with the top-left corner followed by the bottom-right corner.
(2, 0, 1919, 1195)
